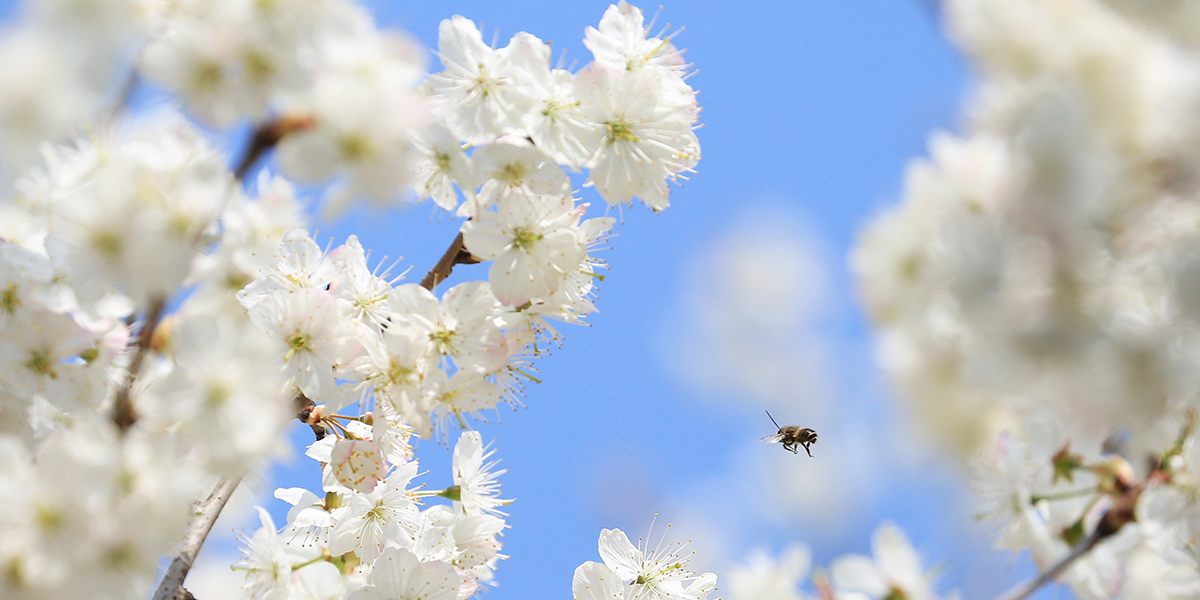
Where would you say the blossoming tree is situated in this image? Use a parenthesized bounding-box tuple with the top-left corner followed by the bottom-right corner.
(0, 1, 714, 599)
(9, 0, 1200, 599)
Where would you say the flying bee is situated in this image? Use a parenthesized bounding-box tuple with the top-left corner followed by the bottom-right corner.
(760, 410, 818, 458)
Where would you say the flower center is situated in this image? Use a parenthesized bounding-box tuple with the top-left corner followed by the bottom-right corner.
(512, 227, 542, 250)
(284, 332, 311, 361)
(24, 350, 56, 379)
(606, 119, 639, 144)
(1, 283, 20, 315)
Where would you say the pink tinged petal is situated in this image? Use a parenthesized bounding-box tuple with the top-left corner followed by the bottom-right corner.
(330, 439, 386, 493)
(597, 528, 642, 582)
(455, 568, 479, 600)
(829, 554, 888, 597)
(573, 561, 626, 600)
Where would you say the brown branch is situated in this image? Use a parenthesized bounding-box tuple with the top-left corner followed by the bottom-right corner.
(419, 231, 480, 291)
(233, 115, 314, 181)
(151, 477, 242, 600)
(112, 296, 166, 433)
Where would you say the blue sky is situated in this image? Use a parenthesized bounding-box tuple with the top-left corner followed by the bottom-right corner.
(2, 0, 1070, 598)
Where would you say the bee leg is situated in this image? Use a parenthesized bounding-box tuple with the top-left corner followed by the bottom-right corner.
(786, 444, 797, 454)
(802, 443, 813, 458)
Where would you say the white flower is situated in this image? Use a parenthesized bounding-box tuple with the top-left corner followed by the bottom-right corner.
(239, 507, 321, 600)
(248, 287, 351, 402)
(427, 369, 504, 442)
(347, 547, 460, 600)
(413, 121, 474, 212)
(0, 308, 93, 411)
(330, 464, 422, 561)
(584, 1, 686, 73)
(329, 439, 388, 494)
(727, 544, 812, 600)
(573, 561, 626, 600)
(460, 192, 587, 307)
(275, 487, 340, 549)
(0, 29, 98, 178)
(830, 522, 939, 600)
(597, 527, 716, 600)
(523, 68, 593, 167)
(387, 282, 508, 373)
(24, 117, 231, 308)
(461, 141, 570, 218)
(147, 316, 290, 475)
(329, 235, 396, 329)
(288, 562, 346, 600)
(424, 17, 548, 144)
(353, 327, 434, 437)
(451, 431, 510, 518)
(574, 62, 699, 211)
(239, 229, 340, 308)
(276, 22, 428, 213)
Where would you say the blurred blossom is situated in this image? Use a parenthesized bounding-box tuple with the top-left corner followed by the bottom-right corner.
(663, 205, 834, 416)
(855, 0, 1200, 458)
(726, 544, 812, 600)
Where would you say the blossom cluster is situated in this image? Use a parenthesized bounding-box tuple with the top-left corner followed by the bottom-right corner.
(0, 0, 708, 599)
(722, 524, 951, 600)
(851, 0, 1200, 595)
(238, 430, 508, 600)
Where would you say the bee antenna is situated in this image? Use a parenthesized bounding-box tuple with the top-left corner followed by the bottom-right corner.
(765, 410, 781, 430)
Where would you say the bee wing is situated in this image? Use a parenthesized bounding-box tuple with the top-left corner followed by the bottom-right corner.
(759, 433, 786, 444)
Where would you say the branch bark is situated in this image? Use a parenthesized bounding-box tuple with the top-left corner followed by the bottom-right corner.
(419, 231, 479, 291)
(111, 296, 165, 434)
(233, 115, 313, 181)
(151, 477, 242, 600)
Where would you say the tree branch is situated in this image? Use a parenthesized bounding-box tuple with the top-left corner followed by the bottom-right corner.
(994, 529, 1102, 600)
(994, 484, 1140, 600)
(419, 231, 479, 291)
(111, 296, 166, 434)
(233, 115, 312, 181)
(151, 477, 242, 600)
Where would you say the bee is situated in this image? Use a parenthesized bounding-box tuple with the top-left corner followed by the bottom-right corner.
(760, 410, 818, 458)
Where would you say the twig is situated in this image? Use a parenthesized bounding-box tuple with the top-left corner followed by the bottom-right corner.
(994, 530, 1103, 600)
(151, 477, 242, 600)
(994, 486, 1140, 600)
(419, 231, 479, 291)
(111, 296, 166, 433)
(232, 115, 314, 181)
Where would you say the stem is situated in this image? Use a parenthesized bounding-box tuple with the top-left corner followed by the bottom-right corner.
(111, 296, 166, 434)
(1030, 487, 1098, 503)
(151, 477, 242, 600)
(419, 231, 479, 291)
